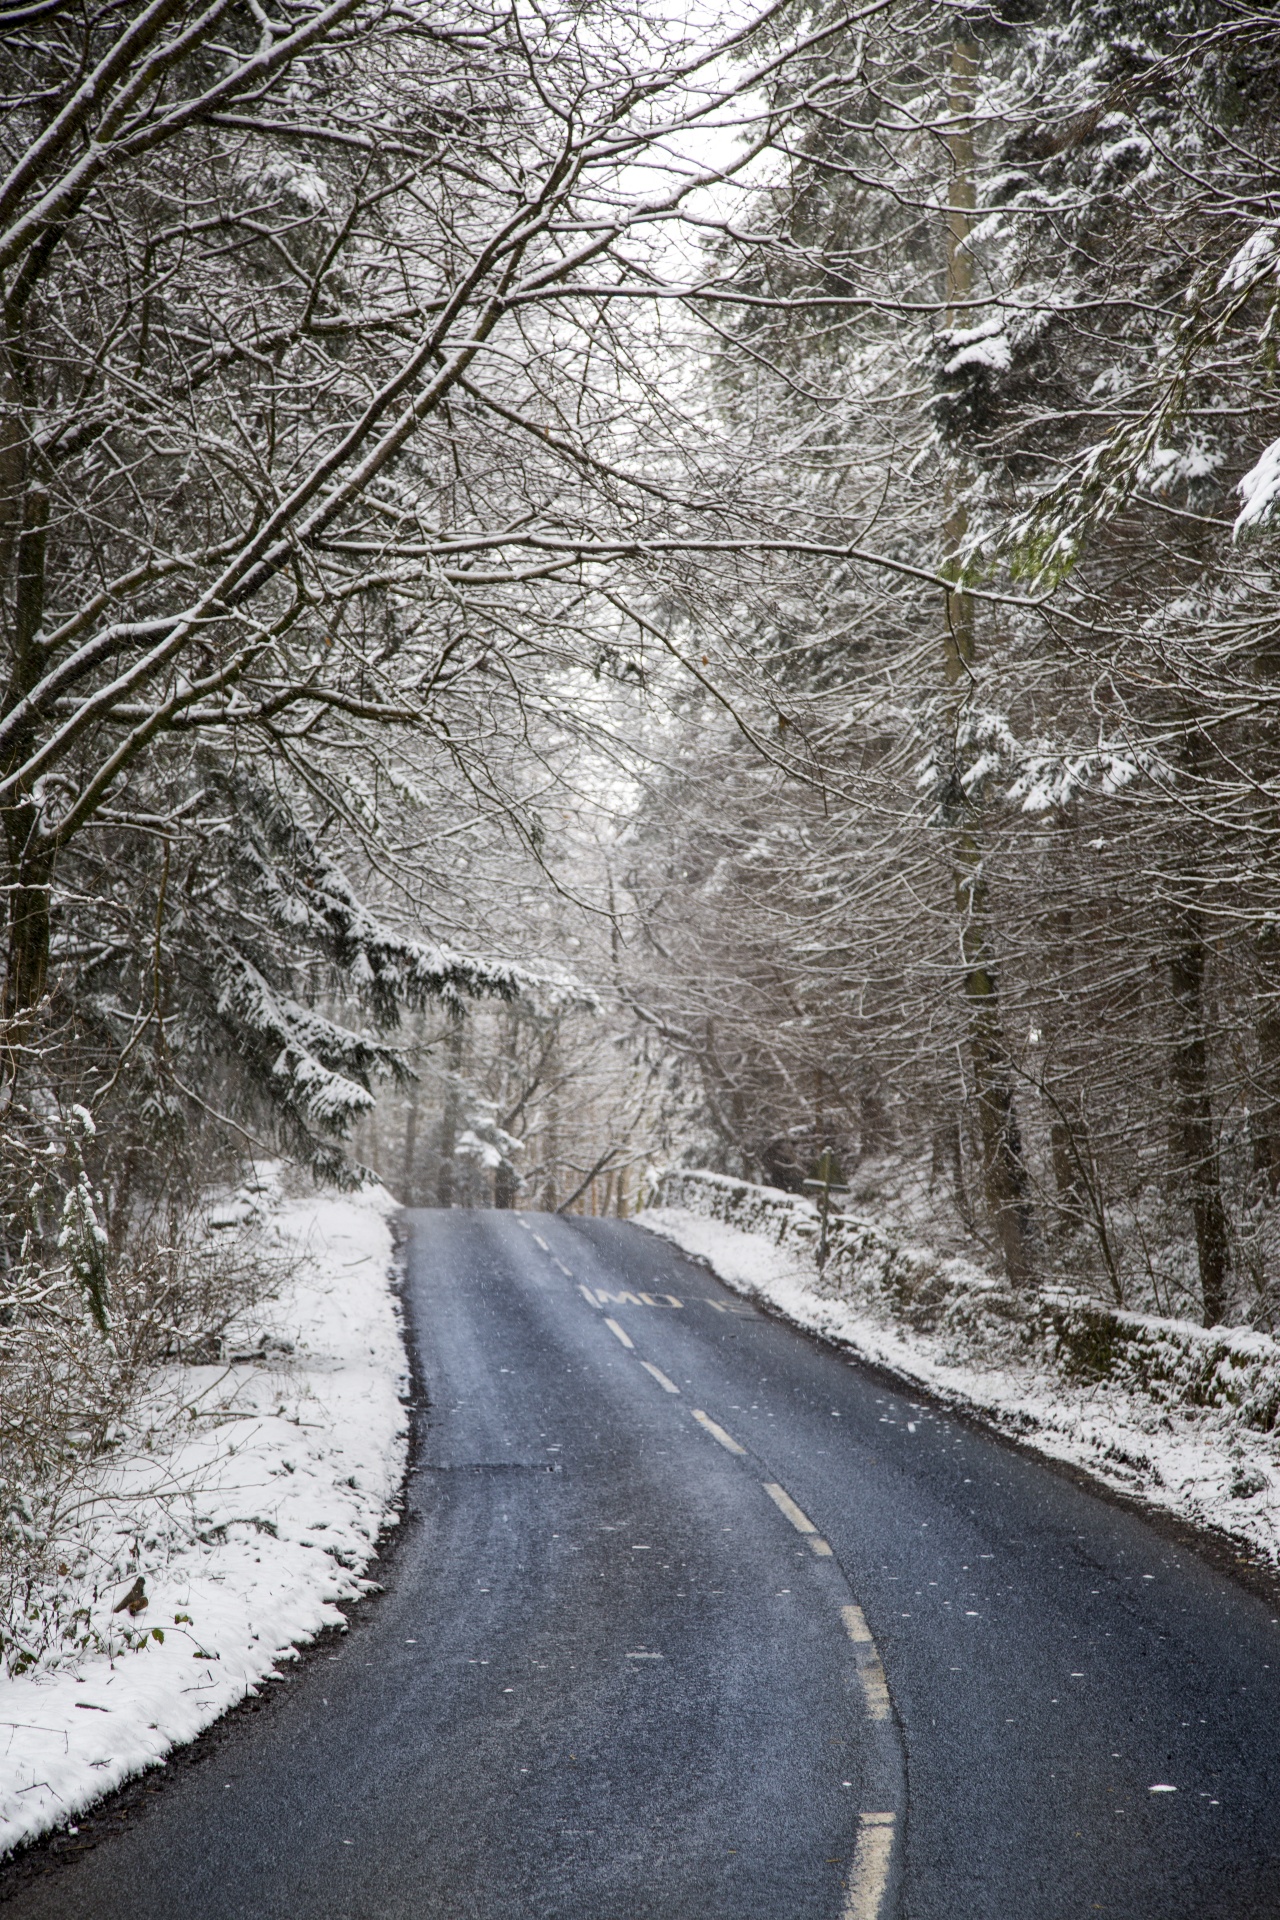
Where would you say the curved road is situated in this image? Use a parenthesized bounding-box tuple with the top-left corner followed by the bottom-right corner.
(4, 1209, 1279, 1918)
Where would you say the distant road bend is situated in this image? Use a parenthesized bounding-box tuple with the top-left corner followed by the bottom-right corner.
(4, 1210, 1280, 1919)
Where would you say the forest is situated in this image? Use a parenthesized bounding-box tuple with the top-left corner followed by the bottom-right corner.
(5, 0, 1280, 1636)
(359, 0, 1280, 1340)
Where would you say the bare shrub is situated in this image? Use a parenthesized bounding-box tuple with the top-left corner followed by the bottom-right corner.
(0, 1160, 285, 1677)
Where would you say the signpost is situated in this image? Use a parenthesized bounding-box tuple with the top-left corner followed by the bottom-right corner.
(803, 1147, 850, 1269)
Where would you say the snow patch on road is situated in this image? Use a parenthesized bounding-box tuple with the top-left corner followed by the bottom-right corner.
(0, 1182, 408, 1860)
(640, 1205, 1280, 1565)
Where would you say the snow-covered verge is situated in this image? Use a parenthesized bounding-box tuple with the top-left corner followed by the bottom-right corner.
(0, 1179, 408, 1860)
(640, 1170, 1280, 1564)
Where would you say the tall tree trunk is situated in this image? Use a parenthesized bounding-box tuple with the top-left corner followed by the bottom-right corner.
(931, 1113, 971, 1225)
(435, 1018, 465, 1209)
(941, 35, 1033, 1285)
(3, 854, 54, 1021)
(400, 1078, 421, 1206)
(2, 482, 54, 1081)
(941, 34, 978, 639)
(1250, 931, 1280, 1193)
(957, 863, 1032, 1284)
(1169, 918, 1229, 1326)
(540, 1035, 560, 1212)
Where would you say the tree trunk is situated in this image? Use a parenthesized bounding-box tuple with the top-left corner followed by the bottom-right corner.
(3, 857, 53, 1021)
(1250, 934, 1280, 1192)
(959, 871, 1033, 1285)
(1170, 920, 1229, 1326)
(940, 35, 1033, 1286)
(435, 1018, 464, 1209)
(1174, 921, 1228, 1328)
(540, 1034, 560, 1212)
(400, 1078, 420, 1206)
(1050, 1120, 1080, 1204)
(931, 1114, 971, 1225)
(2, 483, 55, 1063)
(941, 33, 978, 671)
(859, 1081, 891, 1158)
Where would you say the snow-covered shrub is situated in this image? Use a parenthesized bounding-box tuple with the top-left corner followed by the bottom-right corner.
(0, 1155, 287, 1678)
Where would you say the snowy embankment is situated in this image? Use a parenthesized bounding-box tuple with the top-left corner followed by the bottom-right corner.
(0, 1181, 408, 1860)
(640, 1171, 1280, 1566)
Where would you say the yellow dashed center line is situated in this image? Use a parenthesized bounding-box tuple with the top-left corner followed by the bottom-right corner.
(859, 1660, 891, 1721)
(568, 1263, 897, 1884)
(840, 1604, 892, 1720)
(762, 1481, 817, 1532)
(841, 1605, 873, 1644)
(762, 1481, 833, 1555)
(692, 1409, 747, 1455)
(843, 1813, 895, 1920)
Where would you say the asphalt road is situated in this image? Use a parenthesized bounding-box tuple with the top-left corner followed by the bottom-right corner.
(4, 1209, 1280, 1919)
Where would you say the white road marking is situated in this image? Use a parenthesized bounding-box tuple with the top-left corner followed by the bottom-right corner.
(762, 1482, 818, 1535)
(532, 1234, 549, 1251)
(604, 1317, 634, 1349)
(809, 1536, 834, 1557)
(640, 1361, 680, 1394)
(692, 1410, 746, 1455)
(843, 1812, 895, 1920)
(555, 1260, 573, 1277)
(579, 1285, 600, 1307)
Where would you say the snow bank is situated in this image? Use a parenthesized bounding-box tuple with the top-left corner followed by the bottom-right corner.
(641, 1170, 1280, 1563)
(0, 1181, 408, 1860)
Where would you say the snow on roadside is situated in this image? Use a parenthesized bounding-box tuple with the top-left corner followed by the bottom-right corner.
(0, 1181, 408, 1860)
(639, 1206, 1280, 1567)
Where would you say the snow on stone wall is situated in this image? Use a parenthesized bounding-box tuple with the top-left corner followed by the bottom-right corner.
(648, 1169, 1280, 1431)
